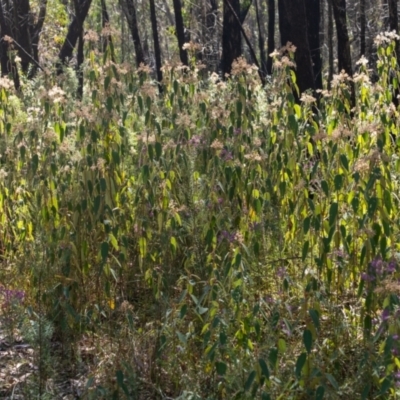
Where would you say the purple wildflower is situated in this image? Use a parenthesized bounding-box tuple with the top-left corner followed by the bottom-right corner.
(361, 273, 375, 282)
(220, 148, 233, 161)
(387, 260, 397, 273)
(277, 267, 286, 279)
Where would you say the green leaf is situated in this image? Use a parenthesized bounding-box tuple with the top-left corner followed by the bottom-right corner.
(180, 304, 187, 319)
(309, 309, 320, 330)
(340, 154, 349, 171)
(216, 361, 227, 376)
(325, 373, 339, 390)
(321, 180, 329, 196)
(106, 96, 113, 113)
(303, 216, 311, 234)
(258, 358, 270, 379)
(116, 370, 129, 396)
(32, 154, 39, 175)
(278, 338, 286, 353)
(244, 370, 256, 391)
(101, 242, 109, 262)
(361, 383, 370, 400)
(334, 174, 343, 191)
(268, 347, 278, 369)
(295, 353, 307, 378)
(329, 202, 338, 226)
(177, 331, 187, 345)
(315, 385, 325, 400)
(303, 329, 312, 353)
(367, 197, 378, 218)
(302, 241, 309, 262)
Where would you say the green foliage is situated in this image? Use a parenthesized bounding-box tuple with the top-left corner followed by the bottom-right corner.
(1, 33, 400, 398)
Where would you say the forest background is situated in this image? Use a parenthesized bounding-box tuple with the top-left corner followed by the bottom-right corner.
(1, 0, 400, 399)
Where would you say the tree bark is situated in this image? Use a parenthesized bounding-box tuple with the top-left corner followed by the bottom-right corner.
(266, 0, 275, 75)
(221, 0, 241, 75)
(305, 0, 322, 90)
(58, 0, 92, 69)
(278, 0, 290, 47)
(255, 0, 267, 77)
(120, 0, 145, 67)
(0, 1, 20, 89)
(328, 1, 333, 89)
(14, 0, 34, 73)
(149, 0, 163, 87)
(330, 0, 354, 105)
(282, 0, 315, 93)
(172, 0, 188, 65)
(360, 0, 366, 56)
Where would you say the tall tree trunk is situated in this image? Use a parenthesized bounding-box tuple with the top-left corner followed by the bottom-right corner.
(330, 0, 352, 76)
(330, 0, 354, 104)
(328, 1, 334, 89)
(14, 0, 34, 73)
(29, 0, 47, 78)
(77, 31, 84, 99)
(278, 0, 290, 47)
(360, 0, 366, 56)
(266, 0, 275, 75)
(282, 0, 315, 93)
(120, 0, 145, 67)
(221, 0, 241, 75)
(0, 2, 20, 89)
(58, 0, 93, 69)
(388, 0, 399, 60)
(172, 0, 188, 65)
(255, 0, 267, 77)
(205, 0, 219, 72)
(149, 0, 163, 87)
(305, 0, 322, 90)
(101, 0, 114, 61)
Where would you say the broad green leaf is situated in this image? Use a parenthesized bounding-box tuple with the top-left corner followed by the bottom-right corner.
(258, 358, 270, 379)
(295, 353, 307, 378)
(216, 361, 227, 376)
(244, 370, 256, 392)
(101, 242, 109, 262)
(303, 329, 312, 353)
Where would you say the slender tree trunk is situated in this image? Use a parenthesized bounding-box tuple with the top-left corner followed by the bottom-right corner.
(77, 31, 84, 99)
(172, 0, 188, 65)
(149, 0, 163, 87)
(101, 0, 114, 60)
(120, 0, 145, 67)
(58, 0, 93, 69)
(282, 0, 316, 93)
(360, 0, 366, 56)
(221, 0, 241, 75)
(29, 0, 47, 78)
(255, 0, 267, 77)
(266, 0, 275, 75)
(278, 0, 290, 47)
(388, 0, 399, 60)
(14, 0, 34, 73)
(0, 2, 20, 89)
(305, 0, 322, 90)
(330, 0, 355, 104)
(328, 1, 333, 89)
(205, 0, 219, 72)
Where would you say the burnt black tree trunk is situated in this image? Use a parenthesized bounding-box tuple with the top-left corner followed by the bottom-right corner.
(121, 0, 145, 67)
(266, 0, 275, 75)
(255, 0, 267, 77)
(149, 0, 163, 87)
(73, 0, 84, 98)
(388, 0, 399, 59)
(282, 0, 315, 93)
(221, 0, 241, 75)
(0, 2, 20, 89)
(14, 0, 34, 73)
(330, 0, 354, 105)
(328, 1, 334, 89)
(305, 0, 322, 90)
(278, 0, 290, 47)
(360, 0, 366, 56)
(101, 0, 114, 61)
(330, 0, 352, 76)
(172, 0, 188, 65)
(29, 0, 47, 78)
(58, 0, 92, 70)
(205, 0, 219, 71)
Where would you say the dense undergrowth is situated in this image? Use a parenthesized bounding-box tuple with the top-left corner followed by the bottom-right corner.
(2, 34, 400, 399)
